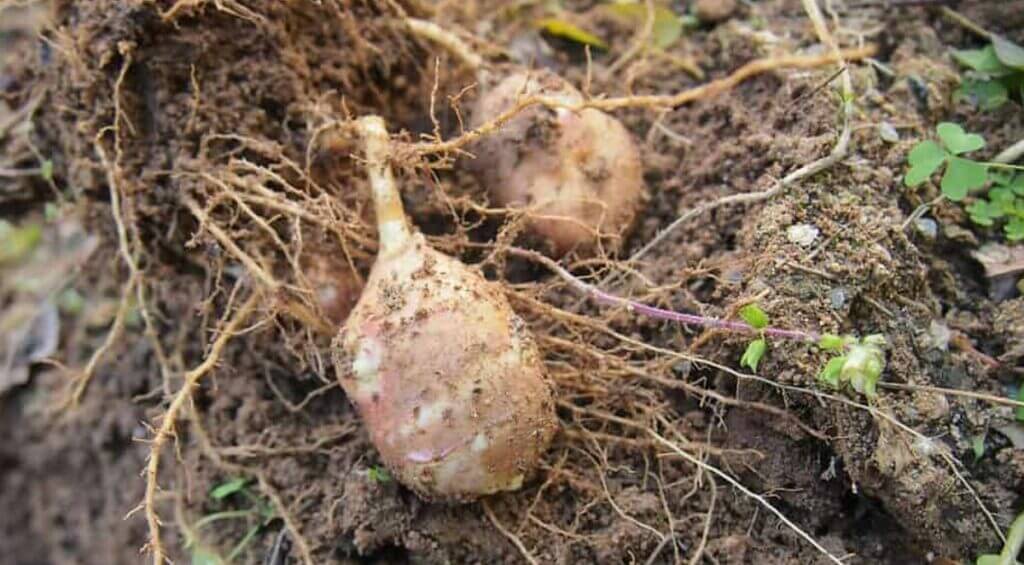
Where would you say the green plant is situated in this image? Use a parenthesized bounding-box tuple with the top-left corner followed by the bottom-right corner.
(735, 303, 886, 398)
(816, 334, 886, 398)
(739, 304, 768, 373)
(1017, 383, 1024, 423)
(905, 123, 1024, 241)
(367, 465, 391, 483)
(976, 507, 1024, 565)
(184, 477, 276, 565)
(952, 36, 1024, 111)
(965, 171, 1024, 241)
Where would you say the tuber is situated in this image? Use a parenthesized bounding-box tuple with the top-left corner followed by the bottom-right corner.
(402, 18, 645, 257)
(333, 116, 557, 500)
(468, 69, 645, 257)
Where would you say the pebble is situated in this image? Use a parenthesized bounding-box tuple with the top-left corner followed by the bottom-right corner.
(787, 223, 820, 247)
(694, 0, 738, 24)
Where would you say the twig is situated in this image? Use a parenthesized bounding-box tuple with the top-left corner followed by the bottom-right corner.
(878, 382, 1024, 410)
(940, 7, 992, 40)
(401, 18, 485, 71)
(994, 138, 1024, 165)
(142, 292, 259, 565)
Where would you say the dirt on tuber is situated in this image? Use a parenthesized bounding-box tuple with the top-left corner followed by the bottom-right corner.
(333, 116, 557, 501)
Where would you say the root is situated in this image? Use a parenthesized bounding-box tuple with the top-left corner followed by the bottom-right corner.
(59, 138, 140, 410)
(605, 0, 656, 77)
(650, 426, 846, 565)
(183, 196, 282, 291)
(483, 499, 540, 565)
(141, 292, 260, 565)
(408, 45, 876, 157)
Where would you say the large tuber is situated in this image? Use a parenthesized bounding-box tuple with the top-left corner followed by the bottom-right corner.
(333, 116, 557, 500)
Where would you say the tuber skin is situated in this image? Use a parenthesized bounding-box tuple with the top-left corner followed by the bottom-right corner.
(468, 69, 645, 257)
(301, 253, 362, 326)
(333, 116, 557, 501)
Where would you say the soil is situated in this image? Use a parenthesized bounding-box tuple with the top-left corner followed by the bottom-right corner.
(2, 1, 1024, 564)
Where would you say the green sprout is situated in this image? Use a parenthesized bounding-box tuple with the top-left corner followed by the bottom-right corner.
(905, 122, 989, 200)
(368, 465, 392, 483)
(905, 124, 1024, 241)
(733, 304, 885, 398)
(952, 35, 1024, 111)
(185, 476, 276, 564)
(738, 304, 768, 373)
(976, 508, 1024, 565)
(817, 334, 886, 398)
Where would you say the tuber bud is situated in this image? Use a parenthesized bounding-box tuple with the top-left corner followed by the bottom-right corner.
(469, 69, 645, 257)
(333, 116, 557, 500)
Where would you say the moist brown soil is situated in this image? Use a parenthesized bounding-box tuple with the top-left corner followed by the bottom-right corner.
(2, 1, 1024, 564)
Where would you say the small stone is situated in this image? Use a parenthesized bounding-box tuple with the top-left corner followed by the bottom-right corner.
(829, 287, 847, 310)
(913, 217, 937, 240)
(927, 320, 950, 351)
(877, 121, 900, 143)
(787, 223, 820, 247)
(694, 0, 738, 24)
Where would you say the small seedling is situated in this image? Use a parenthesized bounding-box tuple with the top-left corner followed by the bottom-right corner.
(185, 477, 276, 564)
(975, 507, 1024, 565)
(738, 304, 769, 373)
(367, 465, 391, 483)
(971, 433, 987, 461)
(816, 334, 886, 398)
(210, 477, 249, 500)
(734, 303, 886, 397)
(905, 124, 1024, 241)
(952, 36, 1024, 111)
(905, 122, 989, 200)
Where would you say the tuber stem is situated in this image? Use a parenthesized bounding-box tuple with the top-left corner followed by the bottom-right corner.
(508, 247, 819, 342)
(356, 116, 413, 256)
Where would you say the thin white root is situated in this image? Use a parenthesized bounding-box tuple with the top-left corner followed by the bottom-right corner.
(142, 292, 260, 565)
(482, 499, 540, 565)
(650, 428, 845, 565)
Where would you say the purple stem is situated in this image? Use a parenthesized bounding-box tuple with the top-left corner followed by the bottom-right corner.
(510, 247, 819, 343)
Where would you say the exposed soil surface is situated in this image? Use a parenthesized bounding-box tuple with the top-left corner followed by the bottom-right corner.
(2, 1, 1024, 564)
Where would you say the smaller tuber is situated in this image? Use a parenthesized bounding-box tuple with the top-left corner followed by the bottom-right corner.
(333, 116, 557, 500)
(469, 69, 645, 257)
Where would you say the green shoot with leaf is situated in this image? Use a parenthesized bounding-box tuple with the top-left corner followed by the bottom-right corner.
(184, 477, 276, 564)
(952, 35, 1024, 111)
(736, 303, 886, 398)
(905, 123, 1024, 241)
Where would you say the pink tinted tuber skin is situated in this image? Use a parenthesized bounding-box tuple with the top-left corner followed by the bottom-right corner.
(469, 69, 645, 257)
(333, 116, 557, 501)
